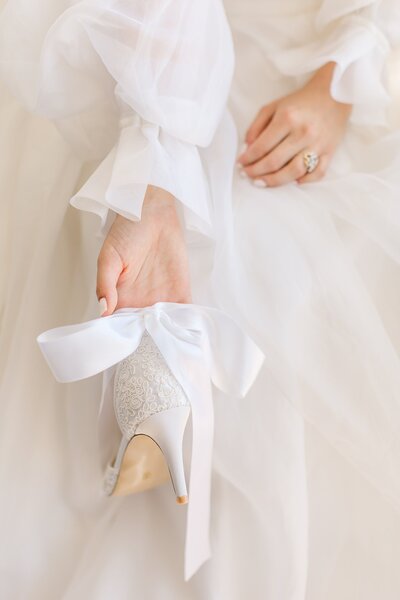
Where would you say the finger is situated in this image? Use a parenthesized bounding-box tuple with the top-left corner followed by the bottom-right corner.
(245, 101, 277, 145)
(259, 152, 309, 188)
(96, 247, 122, 316)
(297, 153, 330, 184)
(244, 133, 305, 178)
(239, 113, 290, 167)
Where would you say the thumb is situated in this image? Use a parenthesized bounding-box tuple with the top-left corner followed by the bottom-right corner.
(96, 247, 121, 316)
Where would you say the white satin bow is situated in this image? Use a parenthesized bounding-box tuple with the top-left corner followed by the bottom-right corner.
(37, 302, 264, 580)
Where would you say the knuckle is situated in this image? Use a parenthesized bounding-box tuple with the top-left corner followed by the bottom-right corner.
(301, 122, 317, 138)
(281, 106, 298, 125)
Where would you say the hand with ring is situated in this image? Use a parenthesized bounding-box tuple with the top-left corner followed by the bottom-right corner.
(237, 62, 352, 187)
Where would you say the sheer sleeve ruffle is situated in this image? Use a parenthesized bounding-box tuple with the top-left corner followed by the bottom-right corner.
(0, 0, 234, 236)
(274, 0, 400, 127)
(70, 113, 215, 236)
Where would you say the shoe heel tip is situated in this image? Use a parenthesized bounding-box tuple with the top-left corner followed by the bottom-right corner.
(176, 495, 188, 505)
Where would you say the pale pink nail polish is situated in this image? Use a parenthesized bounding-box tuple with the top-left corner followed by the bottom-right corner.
(253, 179, 267, 188)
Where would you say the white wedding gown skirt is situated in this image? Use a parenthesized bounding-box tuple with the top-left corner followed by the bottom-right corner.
(1, 1, 400, 598)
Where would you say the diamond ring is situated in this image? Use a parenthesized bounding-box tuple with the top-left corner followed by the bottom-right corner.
(303, 151, 319, 174)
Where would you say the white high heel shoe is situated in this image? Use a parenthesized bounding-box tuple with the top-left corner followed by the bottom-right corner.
(37, 303, 264, 579)
(103, 332, 190, 504)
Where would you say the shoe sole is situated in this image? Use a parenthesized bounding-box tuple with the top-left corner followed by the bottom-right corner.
(112, 434, 170, 497)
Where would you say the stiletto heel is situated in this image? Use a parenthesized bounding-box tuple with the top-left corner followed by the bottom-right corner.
(103, 332, 190, 503)
(136, 406, 190, 504)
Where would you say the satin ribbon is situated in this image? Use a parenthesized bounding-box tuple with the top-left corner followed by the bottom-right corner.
(37, 302, 264, 580)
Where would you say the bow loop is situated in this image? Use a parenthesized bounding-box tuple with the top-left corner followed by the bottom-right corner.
(198, 309, 264, 399)
(37, 313, 146, 382)
(159, 310, 203, 346)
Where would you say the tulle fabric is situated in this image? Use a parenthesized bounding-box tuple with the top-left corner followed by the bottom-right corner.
(1, 0, 400, 597)
(225, 0, 400, 510)
(0, 0, 234, 236)
(0, 0, 233, 147)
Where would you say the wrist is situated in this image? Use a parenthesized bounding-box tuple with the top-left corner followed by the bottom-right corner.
(306, 62, 336, 96)
(307, 62, 336, 92)
(142, 185, 178, 224)
(116, 184, 175, 218)
(145, 185, 176, 209)
(307, 62, 352, 113)
(111, 186, 179, 237)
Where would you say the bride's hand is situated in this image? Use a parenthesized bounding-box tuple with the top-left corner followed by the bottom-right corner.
(237, 62, 352, 186)
(96, 186, 191, 316)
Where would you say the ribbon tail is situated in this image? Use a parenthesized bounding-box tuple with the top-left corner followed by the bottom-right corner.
(145, 318, 214, 580)
(182, 355, 214, 581)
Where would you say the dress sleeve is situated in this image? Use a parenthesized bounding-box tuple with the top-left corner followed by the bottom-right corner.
(273, 0, 400, 127)
(0, 0, 235, 236)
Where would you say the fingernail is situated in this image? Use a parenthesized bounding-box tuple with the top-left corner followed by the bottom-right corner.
(98, 297, 107, 316)
(239, 170, 248, 179)
(253, 179, 268, 188)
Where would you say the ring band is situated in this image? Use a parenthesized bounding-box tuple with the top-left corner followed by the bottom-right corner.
(303, 151, 319, 174)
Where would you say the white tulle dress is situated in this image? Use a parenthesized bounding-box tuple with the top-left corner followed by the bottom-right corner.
(1, 1, 400, 598)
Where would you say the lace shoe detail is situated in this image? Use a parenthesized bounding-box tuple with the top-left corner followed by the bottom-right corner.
(114, 332, 189, 439)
